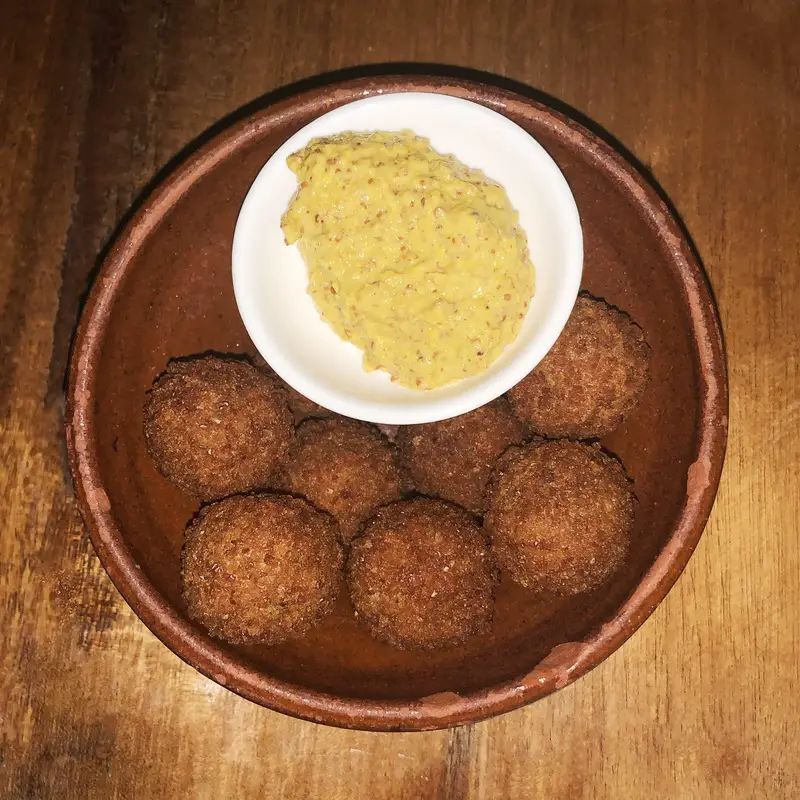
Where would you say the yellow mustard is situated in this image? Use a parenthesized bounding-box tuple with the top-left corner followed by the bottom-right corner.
(281, 130, 535, 389)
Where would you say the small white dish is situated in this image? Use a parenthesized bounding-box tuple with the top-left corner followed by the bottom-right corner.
(232, 92, 582, 424)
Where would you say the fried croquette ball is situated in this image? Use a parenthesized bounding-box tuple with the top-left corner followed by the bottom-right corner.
(396, 399, 525, 515)
(347, 499, 496, 649)
(143, 356, 293, 500)
(485, 440, 634, 595)
(278, 418, 406, 541)
(251, 353, 332, 423)
(507, 294, 651, 438)
(181, 494, 343, 646)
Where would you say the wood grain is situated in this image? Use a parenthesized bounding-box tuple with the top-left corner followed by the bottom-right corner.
(1, 0, 798, 797)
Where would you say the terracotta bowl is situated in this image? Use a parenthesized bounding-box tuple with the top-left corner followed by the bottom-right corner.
(65, 74, 727, 731)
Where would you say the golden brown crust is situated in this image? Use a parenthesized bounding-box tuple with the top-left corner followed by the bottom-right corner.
(181, 494, 343, 646)
(396, 399, 525, 515)
(251, 353, 332, 423)
(143, 356, 293, 500)
(277, 418, 406, 541)
(507, 293, 651, 439)
(484, 440, 634, 595)
(347, 498, 496, 649)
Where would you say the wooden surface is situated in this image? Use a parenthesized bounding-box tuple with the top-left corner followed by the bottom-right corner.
(1, 0, 798, 796)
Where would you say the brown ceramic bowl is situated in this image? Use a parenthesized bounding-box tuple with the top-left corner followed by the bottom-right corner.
(65, 74, 727, 731)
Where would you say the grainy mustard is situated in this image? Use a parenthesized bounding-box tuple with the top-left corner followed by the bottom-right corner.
(281, 130, 535, 389)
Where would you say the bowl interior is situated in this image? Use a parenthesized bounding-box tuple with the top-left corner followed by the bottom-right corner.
(81, 80, 710, 719)
(232, 92, 582, 424)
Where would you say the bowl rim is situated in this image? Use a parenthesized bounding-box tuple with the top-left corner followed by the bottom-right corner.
(65, 73, 728, 732)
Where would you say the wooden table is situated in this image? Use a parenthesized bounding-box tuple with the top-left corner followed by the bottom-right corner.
(2, 0, 798, 797)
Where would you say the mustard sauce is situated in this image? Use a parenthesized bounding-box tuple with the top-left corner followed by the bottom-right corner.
(281, 130, 535, 389)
